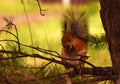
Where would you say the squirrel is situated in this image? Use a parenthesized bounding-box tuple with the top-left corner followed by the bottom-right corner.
(61, 9, 89, 69)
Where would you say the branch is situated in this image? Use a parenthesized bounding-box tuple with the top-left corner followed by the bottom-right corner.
(0, 50, 70, 67)
(0, 50, 115, 76)
(0, 49, 116, 82)
(0, 39, 95, 68)
(36, 0, 46, 16)
(68, 67, 115, 77)
(0, 50, 91, 68)
(38, 67, 115, 83)
(3, 17, 21, 52)
(0, 39, 60, 57)
(68, 67, 115, 83)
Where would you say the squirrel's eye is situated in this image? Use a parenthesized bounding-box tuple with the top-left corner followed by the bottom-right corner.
(68, 39, 71, 42)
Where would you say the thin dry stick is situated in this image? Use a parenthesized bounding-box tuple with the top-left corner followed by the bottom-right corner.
(21, 0, 36, 67)
(36, 0, 46, 16)
(3, 17, 21, 52)
(12, 23, 21, 52)
(0, 39, 95, 68)
(0, 39, 60, 57)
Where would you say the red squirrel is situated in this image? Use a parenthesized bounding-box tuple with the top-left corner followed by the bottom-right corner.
(61, 9, 89, 69)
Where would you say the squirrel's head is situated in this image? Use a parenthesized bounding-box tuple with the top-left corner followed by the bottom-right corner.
(62, 32, 75, 51)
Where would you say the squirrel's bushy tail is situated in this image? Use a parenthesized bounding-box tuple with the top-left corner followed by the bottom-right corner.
(62, 9, 89, 43)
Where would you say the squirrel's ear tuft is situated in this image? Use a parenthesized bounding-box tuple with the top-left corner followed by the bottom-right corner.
(62, 20, 67, 34)
(64, 20, 67, 33)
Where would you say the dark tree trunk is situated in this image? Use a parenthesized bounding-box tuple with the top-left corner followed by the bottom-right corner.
(99, 0, 120, 83)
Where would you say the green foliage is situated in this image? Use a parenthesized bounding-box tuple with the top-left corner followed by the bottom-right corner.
(89, 33, 108, 49)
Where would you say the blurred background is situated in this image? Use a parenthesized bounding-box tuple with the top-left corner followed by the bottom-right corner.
(0, 0, 112, 83)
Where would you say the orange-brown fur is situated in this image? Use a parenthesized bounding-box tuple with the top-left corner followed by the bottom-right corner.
(61, 32, 87, 69)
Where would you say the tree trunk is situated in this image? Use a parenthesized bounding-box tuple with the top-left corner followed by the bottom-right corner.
(99, 0, 120, 83)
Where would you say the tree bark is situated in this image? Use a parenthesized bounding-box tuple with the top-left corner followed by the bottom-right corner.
(99, 0, 120, 83)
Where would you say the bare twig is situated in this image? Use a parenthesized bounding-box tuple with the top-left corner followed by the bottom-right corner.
(0, 43, 10, 59)
(36, 0, 46, 16)
(0, 50, 65, 66)
(3, 18, 21, 52)
(0, 39, 60, 57)
(0, 49, 95, 68)
(0, 39, 95, 68)
(0, 30, 17, 38)
(40, 61, 52, 69)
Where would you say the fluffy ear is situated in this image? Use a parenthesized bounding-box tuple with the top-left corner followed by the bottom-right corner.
(64, 20, 67, 33)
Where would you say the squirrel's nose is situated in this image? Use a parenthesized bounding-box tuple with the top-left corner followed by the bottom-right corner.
(66, 44, 71, 50)
(66, 43, 74, 50)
